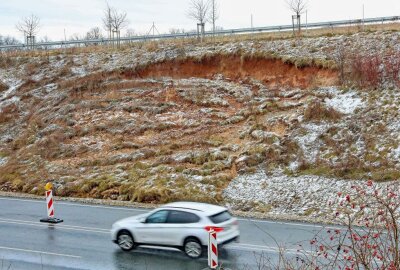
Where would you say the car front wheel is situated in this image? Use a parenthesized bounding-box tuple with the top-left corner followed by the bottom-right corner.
(184, 238, 203, 259)
(117, 230, 135, 251)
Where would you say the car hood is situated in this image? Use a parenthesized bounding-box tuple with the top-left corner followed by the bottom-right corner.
(115, 213, 148, 225)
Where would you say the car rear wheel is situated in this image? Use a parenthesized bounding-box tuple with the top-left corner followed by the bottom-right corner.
(117, 230, 135, 251)
(184, 238, 203, 259)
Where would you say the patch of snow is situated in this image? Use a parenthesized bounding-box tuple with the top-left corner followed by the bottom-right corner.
(0, 96, 20, 110)
(172, 152, 192, 163)
(71, 66, 87, 77)
(325, 88, 364, 114)
(0, 157, 8, 167)
(391, 146, 400, 161)
(44, 83, 57, 93)
(0, 79, 22, 102)
(288, 161, 300, 171)
(223, 170, 399, 218)
(295, 123, 330, 162)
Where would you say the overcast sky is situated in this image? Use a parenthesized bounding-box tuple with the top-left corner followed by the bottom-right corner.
(1, 0, 399, 41)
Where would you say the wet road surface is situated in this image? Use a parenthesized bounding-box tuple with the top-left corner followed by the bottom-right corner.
(0, 196, 336, 270)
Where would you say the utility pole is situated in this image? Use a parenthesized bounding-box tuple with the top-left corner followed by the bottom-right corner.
(212, 0, 216, 40)
(362, 4, 365, 31)
(306, 10, 308, 35)
(145, 22, 160, 41)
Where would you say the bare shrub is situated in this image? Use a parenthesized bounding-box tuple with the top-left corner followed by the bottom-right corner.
(384, 51, 400, 88)
(0, 104, 18, 123)
(0, 81, 8, 92)
(58, 65, 72, 77)
(24, 62, 41, 76)
(333, 44, 347, 85)
(291, 181, 400, 269)
(303, 101, 342, 122)
(18, 78, 40, 94)
(363, 55, 382, 88)
(349, 53, 382, 89)
(144, 41, 159, 52)
(0, 55, 16, 69)
(61, 72, 107, 97)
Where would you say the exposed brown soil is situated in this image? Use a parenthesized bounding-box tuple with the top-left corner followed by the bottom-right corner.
(136, 55, 338, 89)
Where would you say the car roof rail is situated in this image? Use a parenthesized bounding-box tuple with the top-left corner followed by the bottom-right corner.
(160, 206, 204, 212)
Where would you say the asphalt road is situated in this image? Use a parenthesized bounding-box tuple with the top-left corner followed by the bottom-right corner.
(0, 196, 336, 270)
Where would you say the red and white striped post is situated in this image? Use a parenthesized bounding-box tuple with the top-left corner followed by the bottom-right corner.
(46, 189, 55, 218)
(208, 229, 218, 269)
(40, 182, 63, 224)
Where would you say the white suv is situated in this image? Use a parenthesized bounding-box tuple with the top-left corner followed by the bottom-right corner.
(111, 202, 240, 258)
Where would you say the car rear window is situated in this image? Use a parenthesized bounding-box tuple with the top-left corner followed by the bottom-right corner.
(167, 210, 200, 224)
(209, 211, 232, 224)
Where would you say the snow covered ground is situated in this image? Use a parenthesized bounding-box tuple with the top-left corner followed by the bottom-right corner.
(324, 88, 365, 114)
(224, 169, 399, 222)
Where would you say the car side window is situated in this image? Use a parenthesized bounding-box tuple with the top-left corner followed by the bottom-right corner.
(146, 210, 169, 224)
(166, 210, 200, 224)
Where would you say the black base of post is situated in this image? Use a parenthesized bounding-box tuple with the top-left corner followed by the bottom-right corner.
(40, 217, 63, 224)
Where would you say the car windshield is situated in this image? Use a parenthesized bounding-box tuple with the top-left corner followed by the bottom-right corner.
(209, 211, 232, 224)
(146, 210, 169, 223)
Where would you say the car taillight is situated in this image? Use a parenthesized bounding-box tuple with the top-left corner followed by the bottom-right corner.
(205, 226, 224, 232)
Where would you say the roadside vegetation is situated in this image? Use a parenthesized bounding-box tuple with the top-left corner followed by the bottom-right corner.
(262, 181, 400, 270)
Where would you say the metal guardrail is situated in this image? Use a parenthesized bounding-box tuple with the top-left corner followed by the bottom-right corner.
(0, 15, 399, 50)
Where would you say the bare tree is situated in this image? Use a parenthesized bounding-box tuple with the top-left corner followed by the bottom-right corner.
(0, 36, 20, 45)
(16, 14, 40, 48)
(208, 0, 219, 39)
(102, 3, 113, 41)
(188, 0, 209, 25)
(169, 28, 185, 34)
(86, 27, 103, 40)
(86, 27, 103, 46)
(125, 28, 136, 44)
(286, 0, 307, 16)
(69, 33, 82, 41)
(36, 36, 52, 51)
(187, 0, 209, 41)
(125, 28, 136, 38)
(286, 0, 307, 35)
(16, 14, 40, 37)
(102, 3, 128, 48)
(111, 9, 128, 34)
(111, 7, 128, 48)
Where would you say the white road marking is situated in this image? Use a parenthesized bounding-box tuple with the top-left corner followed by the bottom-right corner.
(0, 219, 109, 234)
(235, 243, 280, 249)
(228, 244, 295, 253)
(0, 197, 148, 212)
(237, 218, 343, 231)
(0, 246, 82, 258)
(228, 243, 313, 255)
(0, 218, 109, 231)
(237, 218, 320, 228)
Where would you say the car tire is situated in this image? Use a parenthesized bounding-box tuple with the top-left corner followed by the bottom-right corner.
(117, 230, 135, 251)
(183, 237, 203, 259)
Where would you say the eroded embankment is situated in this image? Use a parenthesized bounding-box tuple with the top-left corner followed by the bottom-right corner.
(0, 51, 342, 206)
(132, 54, 338, 89)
